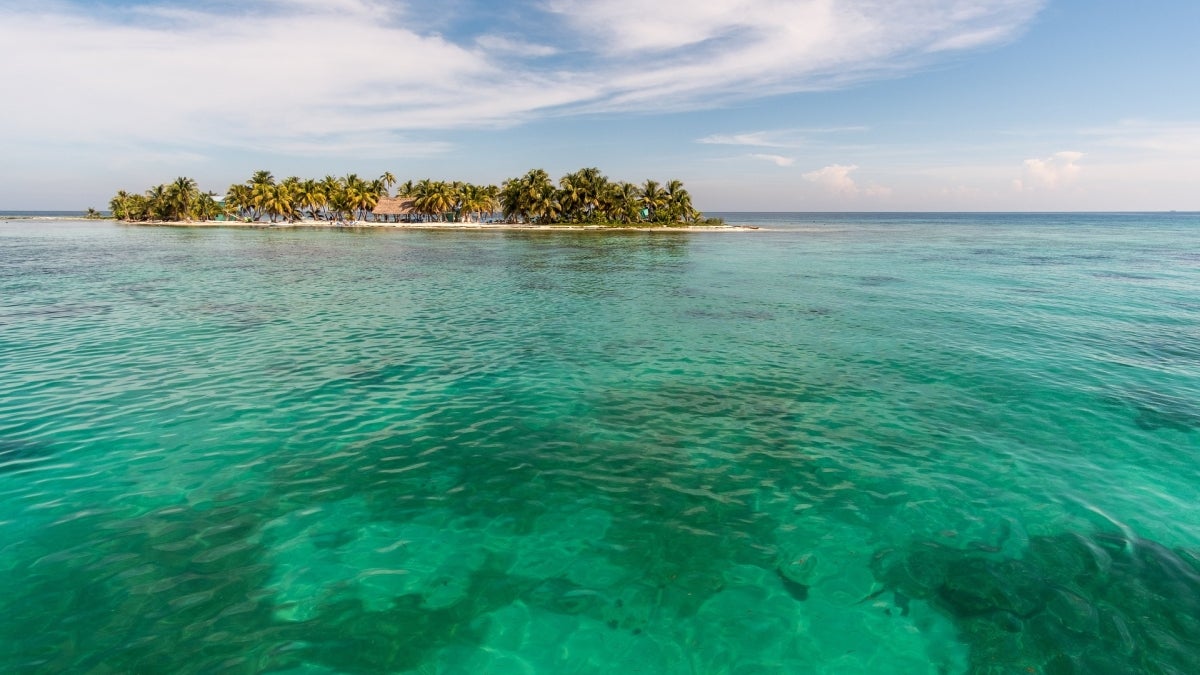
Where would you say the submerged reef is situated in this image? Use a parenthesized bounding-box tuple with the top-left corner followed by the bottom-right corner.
(871, 530, 1200, 673)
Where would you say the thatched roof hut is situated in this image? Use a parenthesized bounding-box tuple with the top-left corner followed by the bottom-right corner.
(373, 197, 416, 218)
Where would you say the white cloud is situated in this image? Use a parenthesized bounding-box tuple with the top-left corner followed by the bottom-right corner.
(548, 0, 1039, 61)
(697, 126, 869, 148)
(803, 164, 861, 194)
(927, 25, 1014, 52)
(0, 0, 1043, 155)
(1016, 151, 1084, 190)
(548, 0, 1043, 110)
(700, 132, 783, 147)
(0, 0, 1056, 206)
(802, 163, 891, 196)
(750, 153, 796, 167)
(0, 1, 591, 159)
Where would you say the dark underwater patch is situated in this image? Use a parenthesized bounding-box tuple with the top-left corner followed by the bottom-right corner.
(0, 303, 113, 322)
(0, 437, 54, 473)
(1022, 255, 1061, 266)
(684, 308, 774, 321)
(871, 531, 1200, 673)
(342, 361, 435, 387)
(197, 301, 274, 331)
(858, 275, 903, 286)
(1126, 389, 1200, 432)
(1093, 271, 1158, 281)
(775, 567, 809, 602)
(1129, 333, 1200, 364)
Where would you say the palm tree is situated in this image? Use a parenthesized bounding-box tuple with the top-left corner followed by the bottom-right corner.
(251, 170, 277, 221)
(224, 184, 253, 221)
(558, 167, 608, 223)
(109, 169, 704, 228)
(194, 192, 222, 222)
(320, 176, 346, 222)
(339, 174, 381, 221)
(297, 179, 327, 221)
(459, 183, 499, 222)
(484, 184, 500, 217)
(260, 182, 299, 223)
(412, 179, 458, 221)
(342, 174, 362, 221)
(328, 189, 354, 224)
(529, 183, 561, 224)
(604, 182, 642, 224)
(380, 171, 396, 196)
(499, 179, 525, 222)
(522, 170, 553, 215)
(167, 176, 198, 221)
(500, 169, 555, 223)
(640, 179, 666, 223)
(280, 177, 303, 222)
(125, 194, 150, 221)
(251, 182, 275, 221)
(410, 179, 431, 220)
(146, 184, 170, 221)
(664, 179, 698, 223)
(250, 170, 275, 188)
(109, 190, 132, 221)
(364, 179, 387, 221)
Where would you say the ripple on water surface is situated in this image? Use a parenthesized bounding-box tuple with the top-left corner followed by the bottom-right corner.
(0, 215, 1197, 673)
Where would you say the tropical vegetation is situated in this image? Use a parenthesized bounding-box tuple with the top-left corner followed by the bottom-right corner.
(109, 168, 717, 226)
(109, 177, 222, 223)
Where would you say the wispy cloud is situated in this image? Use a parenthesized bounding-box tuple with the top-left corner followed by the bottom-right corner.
(547, 0, 1043, 110)
(697, 127, 869, 149)
(0, 0, 1043, 158)
(750, 154, 796, 167)
(699, 132, 785, 148)
(0, 1, 586, 158)
(1082, 120, 1200, 155)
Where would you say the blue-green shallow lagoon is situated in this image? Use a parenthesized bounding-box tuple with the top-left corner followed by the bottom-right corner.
(1, 214, 1198, 673)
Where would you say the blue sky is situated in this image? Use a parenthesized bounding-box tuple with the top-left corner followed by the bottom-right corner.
(1, 0, 1197, 210)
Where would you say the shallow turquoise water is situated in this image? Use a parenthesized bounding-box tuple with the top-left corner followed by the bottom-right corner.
(1, 214, 1198, 673)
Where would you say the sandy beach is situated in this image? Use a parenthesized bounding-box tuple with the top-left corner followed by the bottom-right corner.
(121, 219, 759, 232)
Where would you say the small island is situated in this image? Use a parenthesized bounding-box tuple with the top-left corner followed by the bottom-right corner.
(106, 169, 739, 230)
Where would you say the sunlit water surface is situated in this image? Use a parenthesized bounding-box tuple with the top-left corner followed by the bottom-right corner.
(1, 213, 1198, 673)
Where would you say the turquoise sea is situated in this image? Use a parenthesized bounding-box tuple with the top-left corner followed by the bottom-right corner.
(1, 213, 1198, 673)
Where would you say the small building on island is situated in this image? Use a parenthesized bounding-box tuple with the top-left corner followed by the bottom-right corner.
(372, 197, 417, 223)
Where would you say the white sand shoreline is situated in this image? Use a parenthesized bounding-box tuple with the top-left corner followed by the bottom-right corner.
(119, 219, 759, 232)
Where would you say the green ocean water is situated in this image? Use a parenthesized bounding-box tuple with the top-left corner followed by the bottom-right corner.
(1, 214, 1197, 673)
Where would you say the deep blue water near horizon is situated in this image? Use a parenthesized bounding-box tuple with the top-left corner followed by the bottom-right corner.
(1, 213, 1198, 673)
(0, 211, 96, 218)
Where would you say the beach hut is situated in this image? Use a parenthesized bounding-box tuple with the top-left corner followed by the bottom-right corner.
(372, 197, 417, 223)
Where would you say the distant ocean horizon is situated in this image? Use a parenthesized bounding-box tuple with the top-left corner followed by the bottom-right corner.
(0, 210, 99, 218)
(2, 211, 1197, 671)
